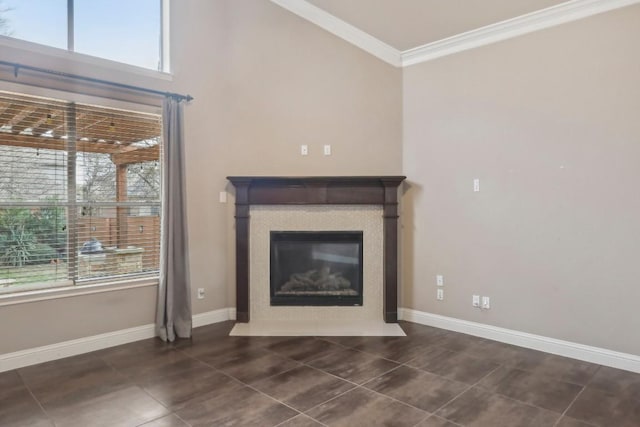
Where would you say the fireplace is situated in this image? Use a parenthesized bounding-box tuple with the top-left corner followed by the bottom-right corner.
(227, 176, 406, 323)
(270, 231, 363, 306)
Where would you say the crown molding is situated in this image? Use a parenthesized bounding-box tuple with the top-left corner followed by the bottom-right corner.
(270, 0, 640, 68)
(402, 0, 640, 66)
(269, 0, 402, 66)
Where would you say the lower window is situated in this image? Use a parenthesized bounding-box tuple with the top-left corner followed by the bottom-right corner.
(0, 90, 162, 293)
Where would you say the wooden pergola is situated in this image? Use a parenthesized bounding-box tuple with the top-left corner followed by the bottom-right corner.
(0, 93, 161, 161)
(0, 92, 162, 251)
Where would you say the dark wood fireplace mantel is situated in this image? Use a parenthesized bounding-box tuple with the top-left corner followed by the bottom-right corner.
(227, 176, 406, 323)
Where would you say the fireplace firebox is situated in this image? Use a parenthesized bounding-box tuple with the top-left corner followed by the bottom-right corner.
(270, 231, 363, 306)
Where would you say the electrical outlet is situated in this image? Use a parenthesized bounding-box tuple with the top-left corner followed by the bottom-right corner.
(482, 296, 490, 309)
(473, 178, 480, 192)
(437, 288, 444, 301)
(323, 144, 331, 156)
(472, 295, 480, 307)
(436, 275, 444, 286)
(197, 288, 205, 300)
(300, 145, 308, 156)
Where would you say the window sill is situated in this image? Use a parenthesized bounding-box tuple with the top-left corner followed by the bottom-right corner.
(0, 276, 159, 307)
(0, 36, 173, 81)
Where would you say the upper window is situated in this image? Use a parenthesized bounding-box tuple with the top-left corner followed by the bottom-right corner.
(0, 0, 164, 71)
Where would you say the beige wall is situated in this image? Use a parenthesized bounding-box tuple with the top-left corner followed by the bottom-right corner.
(174, 0, 402, 313)
(0, 0, 402, 354)
(3, 0, 636, 359)
(0, 287, 157, 353)
(402, 5, 640, 355)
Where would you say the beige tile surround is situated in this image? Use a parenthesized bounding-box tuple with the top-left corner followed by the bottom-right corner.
(230, 205, 405, 336)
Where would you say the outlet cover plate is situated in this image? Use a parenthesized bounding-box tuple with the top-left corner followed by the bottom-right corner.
(472, 295, 480, 307)
(482, 296, 490, 309)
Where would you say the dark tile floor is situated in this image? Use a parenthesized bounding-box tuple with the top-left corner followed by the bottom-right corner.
(2, 321, 639, 427)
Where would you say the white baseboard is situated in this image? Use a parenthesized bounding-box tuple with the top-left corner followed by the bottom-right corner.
(8, 307, 637, 375)
(399, 308, 640, 374)
(192, 307, 235, 327)
(0, 324, 156, 373)
(0, 307, 235, 373)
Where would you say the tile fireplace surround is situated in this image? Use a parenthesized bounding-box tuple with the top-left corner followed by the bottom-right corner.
(227, 176, 406, 336)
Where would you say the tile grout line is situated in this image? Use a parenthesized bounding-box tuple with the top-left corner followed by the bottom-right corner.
(185, 329, 608, 426)
(475, 358, 605, 423)
(443, 342, 606, 417)
(396, 346, 477, 427)
(208, 346, 392, 427)
(176, 345, 258, 388)
(171, 411, 194, 427)
(12, 322, 626, 427)
(250, 332, 502, 421)
(426, 363, 506, 423)
(296, 363, 423, 416)
(189, 369, 303, 425)
(148, 326, 608, 426)
(413, 414, 465, 427)
(304, 339, 408, 366)
(242, 381, 306, 420)
(458, 341, 603, 388)
(134, 413, 193, 427)
(301, 362, 443, 419)
(176, 343, 310, 423)
(273, 414, 329, 427)
(16, 369, 58, 427)
(472, 367, 593, 419)
(551, 386, 587, 427)
(296, 363, 397, 410)
(410, 412, 433, 427)
(96, 348, 192, 421)
(551, 365, 603, 427)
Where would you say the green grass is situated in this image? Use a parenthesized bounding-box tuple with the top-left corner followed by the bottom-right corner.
(0, 263, 69, 285)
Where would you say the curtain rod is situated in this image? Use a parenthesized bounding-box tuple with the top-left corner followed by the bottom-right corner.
(0, 60, 194, 102)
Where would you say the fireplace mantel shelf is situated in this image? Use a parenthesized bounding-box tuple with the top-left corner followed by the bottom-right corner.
(227, 175, 406, 323)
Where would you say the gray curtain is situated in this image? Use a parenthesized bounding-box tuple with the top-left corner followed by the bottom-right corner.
(156, 96, 192, 342)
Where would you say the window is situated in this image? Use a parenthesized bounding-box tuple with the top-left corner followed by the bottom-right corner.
(0, 0, 164, 71)
(0, 91, 162, 292)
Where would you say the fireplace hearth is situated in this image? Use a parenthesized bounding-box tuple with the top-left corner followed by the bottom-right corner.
(270, 231, 363, 306)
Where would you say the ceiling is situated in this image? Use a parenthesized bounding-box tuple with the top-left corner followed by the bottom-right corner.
(271, 0, 639, 66)
(306, 0, 565, 51)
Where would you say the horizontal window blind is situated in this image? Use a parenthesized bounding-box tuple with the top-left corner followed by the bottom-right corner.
(0, 91, 162, 292)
